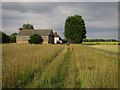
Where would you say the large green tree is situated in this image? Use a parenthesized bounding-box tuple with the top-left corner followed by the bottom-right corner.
(19, 23, 34, 31)
(64, 14, 86, 44)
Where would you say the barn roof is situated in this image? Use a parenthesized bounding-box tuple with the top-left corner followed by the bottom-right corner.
(54, 32, 59, 37)
(54, 32, 62, 40)
(17, 29, 53, 36)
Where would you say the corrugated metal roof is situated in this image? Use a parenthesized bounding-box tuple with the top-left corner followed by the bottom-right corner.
(17, 29, 53, 36)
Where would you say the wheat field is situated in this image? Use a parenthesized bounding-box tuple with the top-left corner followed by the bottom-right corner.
(2, 43, 118, 88)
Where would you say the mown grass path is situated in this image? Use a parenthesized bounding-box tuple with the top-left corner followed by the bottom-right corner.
(24, 46, 64, 88)
(25, 46, 70, 88)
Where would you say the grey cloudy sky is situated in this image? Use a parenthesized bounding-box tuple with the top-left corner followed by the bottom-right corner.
(2, 0, 119, 2)
(2, 2, 118, 39)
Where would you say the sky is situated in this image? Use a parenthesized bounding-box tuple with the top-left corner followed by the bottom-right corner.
(1, 1, 119, 40)
(1, 0, 119, 2)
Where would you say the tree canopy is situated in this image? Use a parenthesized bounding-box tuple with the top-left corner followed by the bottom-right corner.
(64, 14, 86, 44)
(1, 31, 10, 43)
(28, 34, 43, 44)
(9, 33, 17, 43)
(19, 23, 34, 31)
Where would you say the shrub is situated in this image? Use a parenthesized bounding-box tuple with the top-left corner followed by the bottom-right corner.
(28, 34, 43, 44)
(0, 31, 10, 43)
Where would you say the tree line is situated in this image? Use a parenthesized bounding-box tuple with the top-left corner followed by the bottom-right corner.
(0, 31, 44, 44)
(83, 39, 118, 42)
(0, 23, 34, 43)
(0, 31, 118, 44)
(0, 31, 17, 43)
(0, 14, 119, 44)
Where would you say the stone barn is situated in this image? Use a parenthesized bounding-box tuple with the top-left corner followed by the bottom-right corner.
(16, 29, 54, 44)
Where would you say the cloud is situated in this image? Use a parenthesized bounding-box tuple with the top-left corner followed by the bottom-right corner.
(87, 30, 118, 39)
(2, 0, 119, 2)
(2, 2, 118, 39)
(0, 2, 2, 30)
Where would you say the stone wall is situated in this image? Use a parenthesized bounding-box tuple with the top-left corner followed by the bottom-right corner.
(16, 36, 29, 43)
(16, 35, 51, 44)
(41, 36, 48, 42)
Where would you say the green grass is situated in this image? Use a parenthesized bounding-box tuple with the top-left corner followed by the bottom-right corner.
(69, 44, 118, 88)
(90, 45, 119, 54)
(2, 43, 118, 88)
(2, 44, 64, 88)
(82, 42, 119, 45)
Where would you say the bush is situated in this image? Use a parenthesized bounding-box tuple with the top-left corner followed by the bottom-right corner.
(28, 34, 43, 44)
(0, 31, 10, 43)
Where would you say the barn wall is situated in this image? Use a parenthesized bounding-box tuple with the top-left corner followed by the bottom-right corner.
(48, 35, 54, 44)
(16, 35, 51, 44)
(17, 41, 28, 43)
(41, 36, 48, 42)
(54, 37, 59, 44)
(16, 36, 29, 43)
(42, 42, 48, 44)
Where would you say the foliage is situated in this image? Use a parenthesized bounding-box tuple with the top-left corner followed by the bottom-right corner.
(1, 31, 10, 43)
(9, 33, 17, 43)
(64, 14, 86, 44)
(62, 39, 67, 44)
(28, 34, 43, 44)
(19, 23, 34, 31)
(19, 27, 23, 31)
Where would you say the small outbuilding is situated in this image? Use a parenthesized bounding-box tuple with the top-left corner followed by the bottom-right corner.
(54, 32, 62, 44)
(16, 29, 54, 44)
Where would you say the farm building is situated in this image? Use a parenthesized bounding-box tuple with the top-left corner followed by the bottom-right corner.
(54, 32, 62, 44)
(16, 29, 54, 44)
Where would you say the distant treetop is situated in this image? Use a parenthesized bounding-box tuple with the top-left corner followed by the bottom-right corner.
(19, 23, 34, 31)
